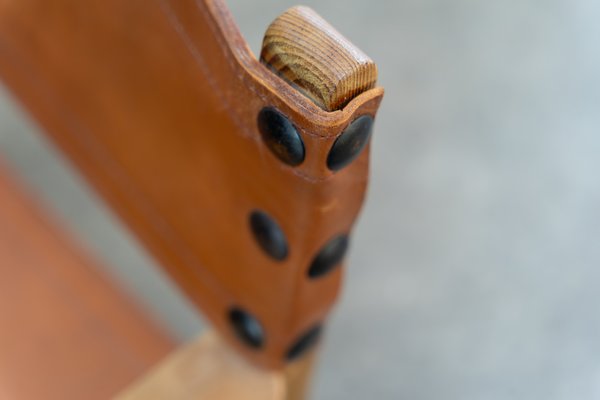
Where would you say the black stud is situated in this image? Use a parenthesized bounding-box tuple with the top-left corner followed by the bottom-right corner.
(327, 115, 373, 171)
(307, 235, 349, 279)
(249, 210, 288, 261)
(258, 107, 305, 166)
(286, 325, 323, 362)
(228, 307, 265, 349)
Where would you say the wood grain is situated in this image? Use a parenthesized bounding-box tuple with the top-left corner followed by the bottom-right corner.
(261, 6, 378, 111)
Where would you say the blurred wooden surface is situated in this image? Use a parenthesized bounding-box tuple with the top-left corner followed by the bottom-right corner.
(0, 163, 174, 400)
(117, 330, 316, 400)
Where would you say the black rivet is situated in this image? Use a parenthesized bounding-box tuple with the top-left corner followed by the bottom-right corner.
(307, 235, 349, 279)
(258, 107, 305, 166)
(286, 325, 323, 362)
(249, 210, 288, 261)
(228, 307, 265, 349)
(327, 115, 373, 171)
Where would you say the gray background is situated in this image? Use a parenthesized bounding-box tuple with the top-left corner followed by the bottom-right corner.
(1, 0, 600, 398)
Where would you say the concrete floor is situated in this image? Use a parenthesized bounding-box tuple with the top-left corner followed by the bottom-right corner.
(2, 0, 600, 398)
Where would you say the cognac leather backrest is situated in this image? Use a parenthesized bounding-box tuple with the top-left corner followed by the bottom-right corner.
(0, 0, 383, 368)
(0, 162, 172, 400)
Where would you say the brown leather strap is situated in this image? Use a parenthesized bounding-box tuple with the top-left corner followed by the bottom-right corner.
(0, 0, 383, 368)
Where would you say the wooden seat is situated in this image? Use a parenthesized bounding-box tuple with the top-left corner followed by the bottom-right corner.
(0, 163, 173, 400)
